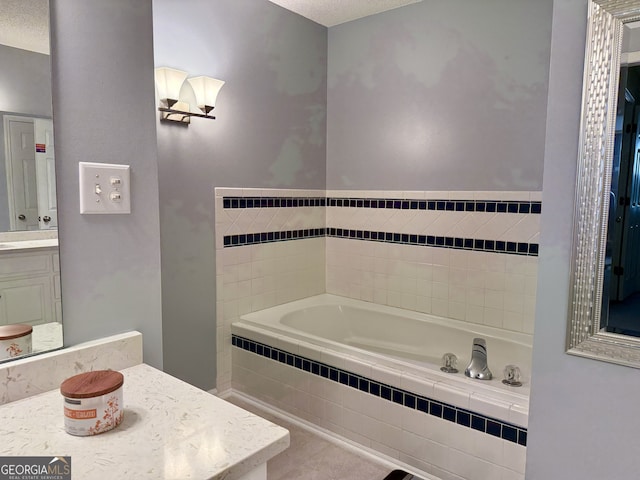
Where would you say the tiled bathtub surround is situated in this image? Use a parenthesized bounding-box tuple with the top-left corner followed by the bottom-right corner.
(232, 334, 527, 445)
(215, 188, 326, 247)
(232, 333, 527, 480)
(215, 188, 326, 391)
(325, 190, 540, 336)
(217, 188, 537, 480)
(325, 190, 541, 243)
(215, 188, 541, 390)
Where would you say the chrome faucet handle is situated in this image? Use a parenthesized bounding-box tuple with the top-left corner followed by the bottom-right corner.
(464, 338, 493, 380)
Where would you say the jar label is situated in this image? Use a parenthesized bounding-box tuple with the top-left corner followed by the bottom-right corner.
(63, 389, 123, 436)
(64, 407, 97, 420)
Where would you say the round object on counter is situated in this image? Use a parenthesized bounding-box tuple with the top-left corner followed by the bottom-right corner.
(60, 370, 124, 436)
(0, 324, 32, 360)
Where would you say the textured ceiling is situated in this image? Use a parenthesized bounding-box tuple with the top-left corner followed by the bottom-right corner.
(0, 0, 423, 55)
(267, 0, 422, 27)
(0, 0, 49, 54)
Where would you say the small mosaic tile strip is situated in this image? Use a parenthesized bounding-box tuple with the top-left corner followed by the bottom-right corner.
(223, 196, 541, 214)
(232, 334, 527, 446)
(223, 196, 326, 208)
(326, 228, 539, 256)
(223, 227, 539, 256)
(327, 198, 541, 214)
(223, 228, 326, 247)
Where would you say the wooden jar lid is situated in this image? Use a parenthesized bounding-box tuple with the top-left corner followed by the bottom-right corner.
(0, 324, 33, 340)
(60, 370, 124, 399)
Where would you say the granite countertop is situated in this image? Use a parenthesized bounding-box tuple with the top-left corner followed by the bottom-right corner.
(0, 364, 289, 479)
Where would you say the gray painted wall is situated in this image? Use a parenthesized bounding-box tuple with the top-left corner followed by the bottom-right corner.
(0, 45, 52, 117)
(326, 0, 553, 191)
(49, 0, 163, 368)
(153, 0, 327, 389)
(0, 46, 53, 231)
(526, 0, 640, 478)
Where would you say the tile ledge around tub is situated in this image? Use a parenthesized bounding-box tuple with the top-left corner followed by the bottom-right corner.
(232, 331, 528, 446)
(231, 324, 528, 429)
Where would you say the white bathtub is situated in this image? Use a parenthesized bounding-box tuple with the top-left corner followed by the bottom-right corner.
(232, 294, 530, 476)
(233, 294, 532, 413)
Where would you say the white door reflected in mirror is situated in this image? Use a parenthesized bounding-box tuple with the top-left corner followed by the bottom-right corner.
(3, 116, 57, 231)
(34, 118, 57, 229)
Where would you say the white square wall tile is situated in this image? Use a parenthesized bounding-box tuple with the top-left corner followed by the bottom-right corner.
(474, 191, 502, 201)
(447, 448, 503, 480)
(472, 427, 505, 465)
(423, 191, 446, 199)
(343, 357, 371, 378)
(433, 383, 470, 409)
(509, 403, 529, 428)
(401, 372, 436, 397)
(529, 191, 543, 202)
(378, 422, 404, 451)
(216, 187, 243, 197)
(503, 440, 527, 474)
(446, 421, 476, 455)
(448, 191, 474, 200)
(501, 469, 525, 480)
(399, 430, 428, 461)
(500, 191, 530, 201)
(404, 190, 426, 199)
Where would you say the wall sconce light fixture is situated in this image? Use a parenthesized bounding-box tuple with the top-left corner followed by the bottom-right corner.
(155, 67, 225, 124)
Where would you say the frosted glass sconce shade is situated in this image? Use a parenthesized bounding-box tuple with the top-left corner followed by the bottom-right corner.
(155, 67, 188, 108)
(154, 67, 224, 124)
(187, 76, 225, 115)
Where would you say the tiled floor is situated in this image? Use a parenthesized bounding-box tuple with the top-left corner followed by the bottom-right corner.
(225, 395, 394, 480)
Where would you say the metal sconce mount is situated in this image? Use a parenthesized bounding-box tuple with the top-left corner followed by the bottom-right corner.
(155, 67, 225, 125)
(159, 101, 215, 124)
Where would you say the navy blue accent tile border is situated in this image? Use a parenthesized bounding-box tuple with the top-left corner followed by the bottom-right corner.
(223, 228, 326, 247)
(220, 196, 539, 256)
(222, 196, 541, 214)
(222, 226, 539, 256)
(326, 197, 541, 214)
(326, 228, 538, 257)
(223, 196, 326, 209)
(232, 334, 527, 446)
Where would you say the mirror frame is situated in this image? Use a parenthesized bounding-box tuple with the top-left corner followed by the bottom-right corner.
(568, 0, 640, 366)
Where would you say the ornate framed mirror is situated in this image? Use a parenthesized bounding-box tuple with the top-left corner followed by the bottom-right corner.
(568, 0, 640, 366)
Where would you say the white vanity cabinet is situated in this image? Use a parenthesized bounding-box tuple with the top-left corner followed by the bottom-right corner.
(0, 246, 58, 326)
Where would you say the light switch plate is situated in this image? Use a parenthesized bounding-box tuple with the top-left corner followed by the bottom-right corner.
(79, 162, 131, 214)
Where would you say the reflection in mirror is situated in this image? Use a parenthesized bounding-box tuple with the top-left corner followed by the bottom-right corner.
(602, 21, 640, 337)
(0, 0, 62, 362)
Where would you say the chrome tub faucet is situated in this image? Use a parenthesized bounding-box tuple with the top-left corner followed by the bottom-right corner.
(464, 338, 492, 380)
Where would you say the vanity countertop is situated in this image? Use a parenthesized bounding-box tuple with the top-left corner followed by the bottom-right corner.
(0, 238, 58, 252)
(0, 363, 289, 479)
